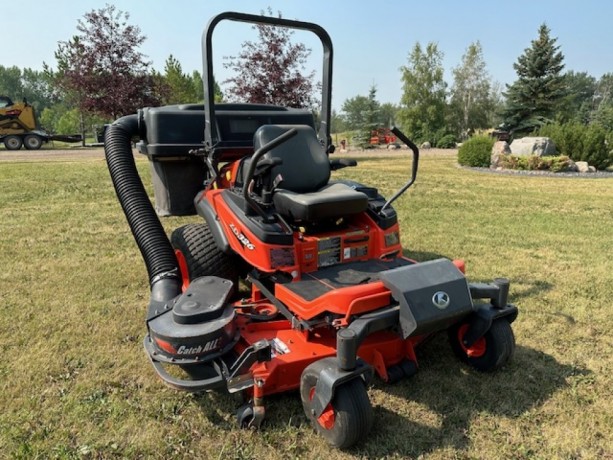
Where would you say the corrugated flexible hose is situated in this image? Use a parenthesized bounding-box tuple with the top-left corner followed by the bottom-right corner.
(104, 114, 181, 304)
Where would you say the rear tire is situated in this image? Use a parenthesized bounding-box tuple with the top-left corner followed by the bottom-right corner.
(448, 318, 515, 372)
(3, 135, 23, 150)
(24, 134, 43, 150)
(171, 223, 239, 287)
(300, 362, 373, 449)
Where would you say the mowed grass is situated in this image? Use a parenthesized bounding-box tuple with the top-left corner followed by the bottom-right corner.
(0, 151, 611, 459)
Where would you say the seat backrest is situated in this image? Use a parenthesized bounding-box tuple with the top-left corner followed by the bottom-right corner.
(253, 125, 330, 193)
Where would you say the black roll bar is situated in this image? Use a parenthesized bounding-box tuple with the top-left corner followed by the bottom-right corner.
(201, 11, 333, 154)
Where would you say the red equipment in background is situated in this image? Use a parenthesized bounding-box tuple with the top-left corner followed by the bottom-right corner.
(370, 127, 397, 145)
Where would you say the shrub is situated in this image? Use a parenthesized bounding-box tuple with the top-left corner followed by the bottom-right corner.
(499, 154, 573, 172)
(457, 135, 495, 167)
(535, 122, 613, 170)
(550, 155, 574, 172)
(581, 125, 611, 169)
(435, 134, 457, 149)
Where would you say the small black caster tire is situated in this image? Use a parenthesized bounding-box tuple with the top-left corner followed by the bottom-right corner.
(449, 318, 515, 372)
(236, 403, 254, 429)
(400, 360, 418, 378)
(300, 361, 373, 449)
(386, 364, 404, 384)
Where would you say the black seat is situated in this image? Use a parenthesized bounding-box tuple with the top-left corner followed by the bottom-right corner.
(252, 125, 368, 222)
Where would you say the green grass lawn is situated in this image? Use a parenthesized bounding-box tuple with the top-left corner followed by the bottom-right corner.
(0, 151, 611, 459)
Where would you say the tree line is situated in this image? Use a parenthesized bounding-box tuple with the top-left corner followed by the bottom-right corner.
(0, 5, 222, 142)
(1, 5, 612, 149)
(337, 25, 613, 148)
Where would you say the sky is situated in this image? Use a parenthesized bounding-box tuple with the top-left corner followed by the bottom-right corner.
(3, 0, 612, 111)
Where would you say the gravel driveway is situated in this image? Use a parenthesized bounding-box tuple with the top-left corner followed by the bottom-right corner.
(0, 147, 109, 162)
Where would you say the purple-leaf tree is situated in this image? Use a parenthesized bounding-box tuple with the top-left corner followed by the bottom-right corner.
(223, 9, 319, 108)
(52, 4, 161, 121)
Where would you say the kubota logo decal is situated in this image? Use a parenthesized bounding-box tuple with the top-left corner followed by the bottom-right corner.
(229, 223, 255, 250)
(432, 291, 451, 309)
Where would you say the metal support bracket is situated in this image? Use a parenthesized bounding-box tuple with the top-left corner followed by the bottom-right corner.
(226, 339, 272, 393)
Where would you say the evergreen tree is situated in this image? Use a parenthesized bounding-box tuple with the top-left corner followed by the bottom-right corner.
(190, 70, 223, 103)
(397, 42, 447, 144)
(163, 55, 199, 105)
(357, 85, 381, 148)
(503, 24, 565, 133)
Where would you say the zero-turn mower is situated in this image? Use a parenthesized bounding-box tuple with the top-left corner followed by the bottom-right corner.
(104, 12, 518, 448)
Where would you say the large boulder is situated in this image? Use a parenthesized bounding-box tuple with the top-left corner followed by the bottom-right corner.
(490, 141, 511, 168)
(510, 137, 557, 157)
(575, 161, 590, 173)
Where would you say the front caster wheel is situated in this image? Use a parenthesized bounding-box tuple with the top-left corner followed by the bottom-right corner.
(236, 402, 265, 430)
(300, 362, 373, 449)
(236, 403, 254, 428)
(449, 318, 515, 371)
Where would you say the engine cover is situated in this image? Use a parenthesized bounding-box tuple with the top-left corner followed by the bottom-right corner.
(147, 276, 237, 362)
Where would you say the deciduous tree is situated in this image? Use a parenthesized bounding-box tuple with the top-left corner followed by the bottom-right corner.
(330, 109, 347, 133)
(397, 42, 447, 144)
(555, 71, 597, 124)
(0, 66, 55, 112)
(21, 68, 56, 112)
(592, 73, 613, 131)
(223, 9, 318, 108)
(379, 102, 399, 128)
(340, 95, 369, 130)
(50, 4, 161, 120)
(0, 66, 23, 99)
(449, 42, 496, 138)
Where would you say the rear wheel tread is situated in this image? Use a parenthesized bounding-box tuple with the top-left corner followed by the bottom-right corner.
(171, 223, 239, 284)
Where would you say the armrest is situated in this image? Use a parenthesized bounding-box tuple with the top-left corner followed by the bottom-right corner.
(254, 157, 283, 177)
(330, 158, 357, 171)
